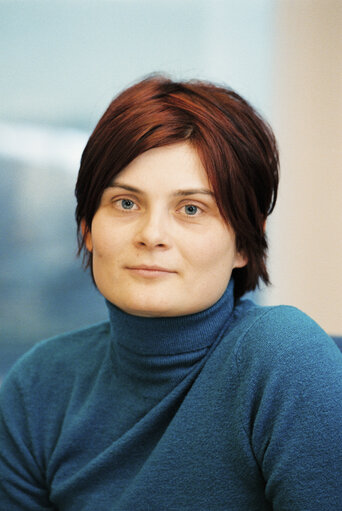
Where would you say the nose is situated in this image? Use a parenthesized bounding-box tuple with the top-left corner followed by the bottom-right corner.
(133, 209, 171, 249)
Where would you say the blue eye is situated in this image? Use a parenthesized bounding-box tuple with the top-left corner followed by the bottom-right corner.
(184, 204, 198, 215)
(121, 199, 135, 210)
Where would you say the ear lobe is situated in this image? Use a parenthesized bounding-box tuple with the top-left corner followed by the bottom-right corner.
(233, 251, 248, 269)
(81, 219, 93, 252)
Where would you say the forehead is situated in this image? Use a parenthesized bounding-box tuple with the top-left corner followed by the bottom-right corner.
(113, 142, 211, 190)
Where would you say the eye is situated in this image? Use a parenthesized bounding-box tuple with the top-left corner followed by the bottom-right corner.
(183, 204, 200, 216)
(113, 198, 138, 210)
(121, 199, 135, 210)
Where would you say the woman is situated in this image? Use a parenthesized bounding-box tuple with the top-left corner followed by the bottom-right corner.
(1, 75, 341, 510)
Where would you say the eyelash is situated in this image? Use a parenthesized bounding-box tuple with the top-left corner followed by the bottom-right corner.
(112, 198, 138, 211)
(112, 197, 204, 217)
(178, 204, 203, 216)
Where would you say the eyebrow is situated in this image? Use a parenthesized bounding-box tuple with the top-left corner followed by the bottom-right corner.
(107, 182, 215, 197)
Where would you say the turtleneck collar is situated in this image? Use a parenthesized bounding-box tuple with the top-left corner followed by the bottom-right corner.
(106, 279, 235, 356)
(105, 280, 235, 400)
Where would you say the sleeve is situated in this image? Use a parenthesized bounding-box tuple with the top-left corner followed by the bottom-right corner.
(237, 306, 342, 511)
(0, 363, 55, 510)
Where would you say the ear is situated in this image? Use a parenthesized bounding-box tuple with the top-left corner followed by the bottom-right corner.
(81, 219, 93, 252)
(233, 250, 248, 270)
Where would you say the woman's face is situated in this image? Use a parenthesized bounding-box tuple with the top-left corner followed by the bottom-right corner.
(84, 142, 247, 317)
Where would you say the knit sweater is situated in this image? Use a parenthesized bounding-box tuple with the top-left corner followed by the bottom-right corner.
(1, 282, 342, 510)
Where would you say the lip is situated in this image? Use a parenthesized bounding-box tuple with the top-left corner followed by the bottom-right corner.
(126, 265, 176, 276)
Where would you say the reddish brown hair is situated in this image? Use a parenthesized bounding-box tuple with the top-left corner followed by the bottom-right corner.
(75, 74, 279, 300)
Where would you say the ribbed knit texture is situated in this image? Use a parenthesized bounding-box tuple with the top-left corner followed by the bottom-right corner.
(1, 281, 342, 510)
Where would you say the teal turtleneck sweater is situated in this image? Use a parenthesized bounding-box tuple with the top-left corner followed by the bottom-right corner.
(1, 281, 342, 510)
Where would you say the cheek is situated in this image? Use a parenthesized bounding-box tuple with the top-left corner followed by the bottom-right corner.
(182, 230, 235, 270)
(91, 229, 124, 286)
(91, 221, 124, 259)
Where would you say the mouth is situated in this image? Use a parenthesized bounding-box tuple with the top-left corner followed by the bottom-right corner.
(126, 265, 176, 277)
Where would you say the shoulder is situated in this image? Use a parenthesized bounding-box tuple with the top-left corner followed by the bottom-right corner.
(239, 303, 337, 352)
(1, 321, 111, 393)
(16, 320, 111, 365)
(231, 300, 336, 351)
(228, 302, 342, 385)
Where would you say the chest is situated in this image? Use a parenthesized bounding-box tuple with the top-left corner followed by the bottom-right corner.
(46, 361, 269, 510)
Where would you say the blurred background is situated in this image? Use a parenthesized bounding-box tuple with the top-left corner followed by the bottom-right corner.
(1, 0, 341, 380)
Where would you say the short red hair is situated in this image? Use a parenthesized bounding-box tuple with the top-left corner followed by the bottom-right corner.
(75, 75, 279, 300)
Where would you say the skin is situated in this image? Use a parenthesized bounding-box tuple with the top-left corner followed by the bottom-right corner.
(84, 142, 247, 317)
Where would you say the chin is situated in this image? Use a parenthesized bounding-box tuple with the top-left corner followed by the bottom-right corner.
(122, 301, 208, 318)
(105, 288, 219, 318)
(124, 303, 176, 318)
(115, 296, 180, 318)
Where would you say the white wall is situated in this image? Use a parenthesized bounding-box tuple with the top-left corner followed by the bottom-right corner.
(265, 0, 342, 335)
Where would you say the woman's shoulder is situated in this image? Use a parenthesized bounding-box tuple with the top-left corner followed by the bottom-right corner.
(19, 319, 111, 362)
(229, 300, 341, 376)
(2, 320, 111, 391)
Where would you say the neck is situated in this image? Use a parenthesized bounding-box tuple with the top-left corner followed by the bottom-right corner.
(105, 280, 235, 398)
(106, 280, 235, 356)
